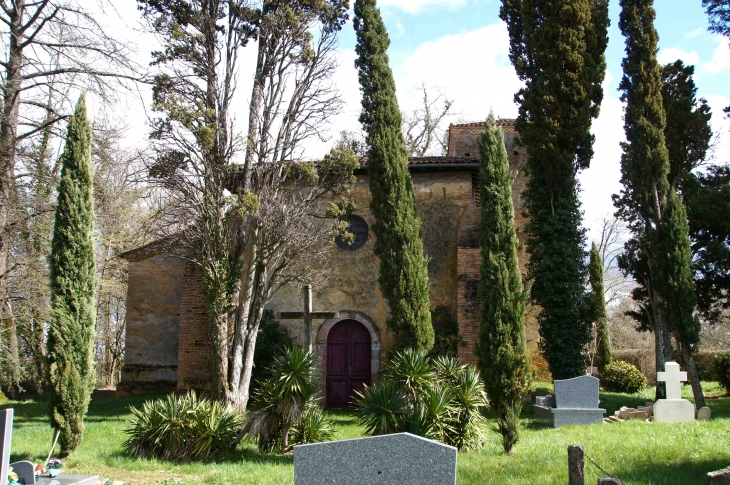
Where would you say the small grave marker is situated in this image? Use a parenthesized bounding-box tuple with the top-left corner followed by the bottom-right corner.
(653, 362, 695, 423)
(294, 433, 456, 485)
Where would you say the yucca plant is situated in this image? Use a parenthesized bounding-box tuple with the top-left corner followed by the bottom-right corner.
(446, 366, 488, 451)
(290, 405, 335, 445)
(353, 379, 408, 435)
(433, 356, 466, 386)
(123, 391, 241, 460)
(416, 383, 456, 443)
(243, 346, 320, 452)
(387, 349, 435, 403)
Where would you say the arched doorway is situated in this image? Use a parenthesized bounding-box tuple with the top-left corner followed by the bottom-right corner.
(326, 319, 372, 408)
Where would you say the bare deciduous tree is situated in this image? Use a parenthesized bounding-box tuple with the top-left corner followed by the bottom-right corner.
(402, 83, 454, 157)
(139, 0, 355, 413)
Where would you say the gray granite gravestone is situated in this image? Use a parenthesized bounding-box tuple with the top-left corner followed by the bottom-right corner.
(294, 433, 456, 485)
(534, 375, 606, 428)
(1, 409, 13, 485)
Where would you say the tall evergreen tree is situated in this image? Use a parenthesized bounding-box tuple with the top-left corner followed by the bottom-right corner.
(615, 0, 703, 401)
(588, 243, 612, 372)
(476, 114, 531, 454)
(353, 0, 433, 351)
(500, 0, 609, 379)
(46, 95, 96, 455)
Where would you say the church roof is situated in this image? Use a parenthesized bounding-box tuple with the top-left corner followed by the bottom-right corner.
(449, 118, 517, 135)
(357, 155, 480, 170)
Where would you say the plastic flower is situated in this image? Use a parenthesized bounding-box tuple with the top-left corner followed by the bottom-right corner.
(34, 464, 45, 476)
(46, 459, 63, 469)
(8, 467, 19, 483)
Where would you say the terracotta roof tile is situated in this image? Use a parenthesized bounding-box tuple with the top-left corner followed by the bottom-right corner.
(450, 118, 517, 128)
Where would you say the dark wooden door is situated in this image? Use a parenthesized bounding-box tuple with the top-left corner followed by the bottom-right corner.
(326, 320, 371, 408)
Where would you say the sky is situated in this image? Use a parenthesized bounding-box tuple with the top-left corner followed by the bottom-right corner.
(99, 0, 730, 242)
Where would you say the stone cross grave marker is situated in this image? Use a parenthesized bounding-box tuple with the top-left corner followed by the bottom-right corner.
(1, 408, 12, 485)
(657, 361, 687, 400)
(654, 361, 695, 423)
(294, 432, 457, 485)
(278, 284, 338, 352)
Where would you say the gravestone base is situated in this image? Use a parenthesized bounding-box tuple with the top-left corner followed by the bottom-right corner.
(37, 474, 99, 485)
(535, 407, 606, 428)
(653, 399, 695, 423)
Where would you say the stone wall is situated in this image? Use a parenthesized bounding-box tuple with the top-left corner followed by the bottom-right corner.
(116, 254, 184, 395)
(176, 262, 213, 391)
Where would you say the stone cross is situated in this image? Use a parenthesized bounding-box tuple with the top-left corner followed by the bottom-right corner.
(657, 362, 687, 400)
(278, 285, 338, 353)
(1, 408, 13, 485)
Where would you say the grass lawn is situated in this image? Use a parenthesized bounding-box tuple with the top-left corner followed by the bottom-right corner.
(2, 383, 729, 485)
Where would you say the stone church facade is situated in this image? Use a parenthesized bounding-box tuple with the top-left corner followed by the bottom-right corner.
(116, 119, 544, 402)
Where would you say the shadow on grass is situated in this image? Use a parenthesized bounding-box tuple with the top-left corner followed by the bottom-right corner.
(607, 457, 729, 485)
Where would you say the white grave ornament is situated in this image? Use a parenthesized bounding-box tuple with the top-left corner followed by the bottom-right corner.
(653, 362, 695, 423)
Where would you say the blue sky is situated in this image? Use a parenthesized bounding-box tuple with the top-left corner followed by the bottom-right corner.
(105, 0, 729, 241)
(318, 0, 730, 240)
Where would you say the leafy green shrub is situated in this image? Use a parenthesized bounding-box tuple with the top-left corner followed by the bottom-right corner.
(600, 360, 647, 394)
(428, 306, 461, 358)
(713, 353, 730, 392)
(686, 350, 727, 381)
(252, 310, 294, 390)
(123, 391, 241, 460)
(354, 351, 488, 451)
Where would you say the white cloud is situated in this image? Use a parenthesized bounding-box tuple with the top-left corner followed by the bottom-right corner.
(378, 0, 468, 14)
(702, 36, 730, 75)
(657, 47, 700, 67)
(684, 28, 704, 39)
(579, 81, 626, 243)
(394, 23, 521, 121)
(705, 95, 730, 165)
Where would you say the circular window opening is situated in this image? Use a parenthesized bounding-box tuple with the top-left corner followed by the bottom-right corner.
(336, 215, 369, 251)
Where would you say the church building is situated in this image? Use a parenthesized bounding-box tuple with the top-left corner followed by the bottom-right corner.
(116, 119, 544, 405)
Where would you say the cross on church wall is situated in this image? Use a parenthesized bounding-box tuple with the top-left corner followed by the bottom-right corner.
(657, 362, 687, 400)
(278, 285, 338, 352)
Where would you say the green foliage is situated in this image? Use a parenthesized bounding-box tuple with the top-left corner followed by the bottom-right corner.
(353, 378, 408, 435)
(653, 190, 700, 345)
(289, 405, 336, 445)
(589, 243, 612, 371)
(354, 352, 488, 451)
(713, 353, 730, 392)
(475, 114, 532, 453)
(123, 391, 242, 461)
(251, 310, 294, 391)
(428, 306, 460, 358)
(500, 0, 609, 380)
(601, 361, 647, 394)
(243, 347, 327, 452)
(353, 0, 433, 352)
(683, 166, 730, 319)
(47, 95, 97, 456)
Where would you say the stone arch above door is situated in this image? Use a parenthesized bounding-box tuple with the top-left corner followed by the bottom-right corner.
(316, 311, 381, 403)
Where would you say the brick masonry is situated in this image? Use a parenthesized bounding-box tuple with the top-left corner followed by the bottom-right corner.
(176, 261, 213, 391)
(118, 119, 551, 395)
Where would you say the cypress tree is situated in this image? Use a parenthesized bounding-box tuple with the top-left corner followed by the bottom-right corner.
(500, 0, 609, 379)
(654, 190, 705, 407)
(588, 243, 612, 372)
(476, 114, 531, 454)
(353, 0, 433, 351)
(616, 0, 678, 399)
(47, 95, 96, 455)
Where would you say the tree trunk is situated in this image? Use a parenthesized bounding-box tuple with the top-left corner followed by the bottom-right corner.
(676, 334, 706, 409)
(0, 2, 24, 330)
(281, 422, 291, 453)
